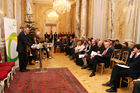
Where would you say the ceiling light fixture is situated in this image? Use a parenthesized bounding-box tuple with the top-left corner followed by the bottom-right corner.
(53, 0, 71, 14)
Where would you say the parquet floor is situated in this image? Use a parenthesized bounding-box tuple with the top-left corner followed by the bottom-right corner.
(27, 52, 130, 93)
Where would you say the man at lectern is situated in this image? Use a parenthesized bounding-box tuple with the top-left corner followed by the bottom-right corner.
(17, 27, 36, 72)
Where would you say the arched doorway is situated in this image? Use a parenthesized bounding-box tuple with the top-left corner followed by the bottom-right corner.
(44, 9, 59, 36)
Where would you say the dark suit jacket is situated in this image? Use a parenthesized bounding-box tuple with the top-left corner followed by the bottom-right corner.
(97, 46, 105, 54)
(44, 34, 49, 39)
(114, 44, 122, 49)
(54, 34, 57, 41)
(17, 31, 33, 53)
(101, 48, 113, 68)
(127, 55, 140, 79)
(87, 45, 98, 55)
(49, 34, 53, 42)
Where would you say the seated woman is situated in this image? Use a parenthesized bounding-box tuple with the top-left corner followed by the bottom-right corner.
(81, 40, 103, 69)
(69, 37, 78, 58)
(74, 40, 89, 66)
(71, 40, 85, 60)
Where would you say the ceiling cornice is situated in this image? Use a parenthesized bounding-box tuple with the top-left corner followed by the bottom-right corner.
(33, 0, 76, 5)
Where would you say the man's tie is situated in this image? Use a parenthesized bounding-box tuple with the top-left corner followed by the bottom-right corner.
(102, 49, 107, 55)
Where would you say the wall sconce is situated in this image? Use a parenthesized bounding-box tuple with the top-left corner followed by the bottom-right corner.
(48, 11, 59, 18)
(36, 31, 40, 35)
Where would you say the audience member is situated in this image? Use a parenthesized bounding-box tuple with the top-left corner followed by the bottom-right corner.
(102, 44, 140, 92)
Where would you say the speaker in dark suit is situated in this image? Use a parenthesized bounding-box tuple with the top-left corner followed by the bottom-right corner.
(17, 28, 34, 72)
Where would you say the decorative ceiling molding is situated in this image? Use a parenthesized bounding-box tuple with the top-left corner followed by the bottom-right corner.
(33, 0, 76, 5)
(33, 0, 53, 4)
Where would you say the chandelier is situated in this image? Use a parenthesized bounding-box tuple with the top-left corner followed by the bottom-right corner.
(53, 0, 71, 14)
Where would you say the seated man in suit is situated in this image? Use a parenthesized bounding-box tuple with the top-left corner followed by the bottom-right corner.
(81, 40, 103, 69)
(43, 38, 50, 59)
(102, 44, 140, 92)
(89, 41, 113, 77)
(32, 37, 40, 62)
(114, 39, 122, 49)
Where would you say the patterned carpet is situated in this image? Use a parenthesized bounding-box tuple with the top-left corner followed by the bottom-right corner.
(5, 68, 88, 93)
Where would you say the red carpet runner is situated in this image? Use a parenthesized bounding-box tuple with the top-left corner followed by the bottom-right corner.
(5, 68, 88, 93)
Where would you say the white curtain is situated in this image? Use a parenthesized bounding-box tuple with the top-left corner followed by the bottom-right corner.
(92, 0, 106, 40)
(137, 0, 140, 43)
(75, 0, 80, 38)
(80, 0, 87, 38)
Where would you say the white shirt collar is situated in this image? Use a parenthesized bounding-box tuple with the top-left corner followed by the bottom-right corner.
(24, 32, 27, 35)
(136, 53, 140, 57)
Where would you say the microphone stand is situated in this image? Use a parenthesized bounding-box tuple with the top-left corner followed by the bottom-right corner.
(38, 42, 47, 72)
(48, 43, 54, 59)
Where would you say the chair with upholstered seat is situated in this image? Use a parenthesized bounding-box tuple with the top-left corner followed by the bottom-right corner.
(0, 70, 10, 93)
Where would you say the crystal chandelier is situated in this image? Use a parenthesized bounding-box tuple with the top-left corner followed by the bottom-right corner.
(53, 0, 71, 14)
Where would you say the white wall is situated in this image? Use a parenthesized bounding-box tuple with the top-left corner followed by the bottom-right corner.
(44, 25, 57, 34)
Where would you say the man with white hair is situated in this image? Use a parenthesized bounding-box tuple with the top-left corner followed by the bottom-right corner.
(89, 41, 113, 77)
(17, 27, 35, 72)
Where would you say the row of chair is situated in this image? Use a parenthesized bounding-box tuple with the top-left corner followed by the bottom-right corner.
(111, 49, 129, 66)
(111, 49, 139, 93)
(96, 49, 134, 93)
(0, 52, 16, 93)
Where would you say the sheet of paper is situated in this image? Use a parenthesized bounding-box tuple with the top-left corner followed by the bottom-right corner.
(91, 51, 98, 56)
(116, 64, 130, 68)
(46, 43, 53, 47)
(79, 54, 85, 58)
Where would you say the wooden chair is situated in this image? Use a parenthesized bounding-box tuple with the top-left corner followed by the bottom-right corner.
(97, 63, 105, 75)
(120, 77, 140, 93)
(97, 53, 114, 75)
(56, 46, 60, 53)
(120, 77, 133, 93)
(114, 51, 129, 64)
(110, 49, 121, 67)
